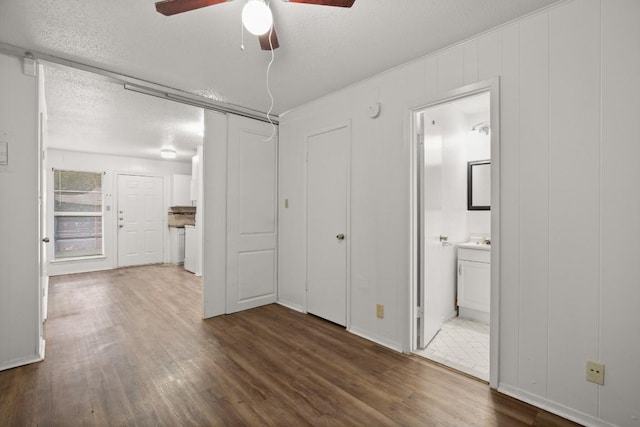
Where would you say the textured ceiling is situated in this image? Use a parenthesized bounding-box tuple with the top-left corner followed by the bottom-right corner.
(0, 0, 562, 116)
(43, 65, 203, 161)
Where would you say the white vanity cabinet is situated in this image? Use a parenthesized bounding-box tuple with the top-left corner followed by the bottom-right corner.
(457, 245, 490, 323)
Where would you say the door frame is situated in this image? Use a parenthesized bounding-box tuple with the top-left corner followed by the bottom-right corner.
(304, 121, 352, 328)
(406, 78, 501, 388)
(115, 172, 167, 268)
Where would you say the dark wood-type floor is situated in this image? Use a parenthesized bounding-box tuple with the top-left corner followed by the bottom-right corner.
(0, 265, 579, 426)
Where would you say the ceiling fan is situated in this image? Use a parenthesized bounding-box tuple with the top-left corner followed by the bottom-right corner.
(155, 0, 356, 50)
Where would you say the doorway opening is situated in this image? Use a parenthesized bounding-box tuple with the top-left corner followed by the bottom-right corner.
(39, 62, 205, 295)
(409, 80, 499, 385)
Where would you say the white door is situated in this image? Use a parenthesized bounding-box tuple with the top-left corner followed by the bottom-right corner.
(226, 115, 278, 313)
(418, 114, 445, 348)
(117, 174, 164, 267)
(306, 124, 349, 326)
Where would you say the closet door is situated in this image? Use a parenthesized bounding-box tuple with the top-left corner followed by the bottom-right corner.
(226, 115, 278, 313)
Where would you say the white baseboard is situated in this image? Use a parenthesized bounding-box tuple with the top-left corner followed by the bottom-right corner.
(277, 300, 305, 313)
(498, 383, 616, 427)
(39, 337, 46, 359)
(0, 353, 44, 372)
(348, 326, 403, 353)
(459, 306, 490, 324)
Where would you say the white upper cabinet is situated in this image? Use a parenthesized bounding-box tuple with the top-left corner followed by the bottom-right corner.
(171, 174, 192, 206)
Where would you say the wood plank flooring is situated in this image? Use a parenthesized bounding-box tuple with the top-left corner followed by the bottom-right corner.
(0, 265, 578, 426)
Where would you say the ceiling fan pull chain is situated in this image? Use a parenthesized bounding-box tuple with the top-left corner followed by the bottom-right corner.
(240, 17, 245, 50)
(264, 20, 277, 142)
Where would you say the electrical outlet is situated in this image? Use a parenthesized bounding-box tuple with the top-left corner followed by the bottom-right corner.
(376, 304, 384, 318)
(586, 361, 604, 385)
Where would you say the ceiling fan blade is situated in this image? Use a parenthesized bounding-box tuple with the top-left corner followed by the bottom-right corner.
(155, 0, 232, 16)
(283, 0, 355, 7)
(259, 26, 280, 50)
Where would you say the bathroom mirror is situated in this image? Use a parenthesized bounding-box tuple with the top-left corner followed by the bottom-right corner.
(467, 160, 491, 211)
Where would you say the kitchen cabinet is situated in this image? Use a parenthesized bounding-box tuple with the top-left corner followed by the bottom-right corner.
(168, 227, 185, 264)
(184, 225, 196, 273)
(171, 174, 192, 206)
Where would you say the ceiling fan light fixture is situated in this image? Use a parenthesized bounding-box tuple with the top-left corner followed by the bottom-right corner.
(242, 0, 273, 36)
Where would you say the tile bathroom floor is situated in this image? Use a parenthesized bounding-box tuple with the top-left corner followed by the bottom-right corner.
(414, 316, 489, 381)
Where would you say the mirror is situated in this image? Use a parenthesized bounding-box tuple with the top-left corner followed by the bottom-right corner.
(467, 160, 490, 210)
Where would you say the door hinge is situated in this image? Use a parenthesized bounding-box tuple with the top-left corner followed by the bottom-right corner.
(416, 306, 424, 319)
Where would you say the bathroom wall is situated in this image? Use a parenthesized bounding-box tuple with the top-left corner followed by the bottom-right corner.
(278, 1, 640, 425)
(464, 111, 491, 237)
(422, 100, 491, 324)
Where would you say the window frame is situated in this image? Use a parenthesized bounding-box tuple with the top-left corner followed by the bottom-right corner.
(52, 169, 105, 261)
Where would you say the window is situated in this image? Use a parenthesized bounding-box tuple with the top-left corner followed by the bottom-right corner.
(53, 170, 104, 259)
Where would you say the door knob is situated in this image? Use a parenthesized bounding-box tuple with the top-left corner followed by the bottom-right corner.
(336, 233, 345, 240)
(42, 237, 50, 243)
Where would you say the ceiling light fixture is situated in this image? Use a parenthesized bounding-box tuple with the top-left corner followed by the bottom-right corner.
(242, 0, 273, 36)
(161, 148, 177, 159)
(471, 121, 491, 135)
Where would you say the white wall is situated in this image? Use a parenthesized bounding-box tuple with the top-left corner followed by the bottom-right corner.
(46, 149, 190, 276)
(0, 53, 40, 370)
(278, 1, 640, 425)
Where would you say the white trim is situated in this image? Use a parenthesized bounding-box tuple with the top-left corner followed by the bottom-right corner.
(348, 326, 403, 353)
(276, 300, 305, 313)
(406, 77, 501, 388)
(50, 255, 107, 263)
(0, 354, 44, 372)
(498, 384, 616, 427)
(0, 42, 278, 125)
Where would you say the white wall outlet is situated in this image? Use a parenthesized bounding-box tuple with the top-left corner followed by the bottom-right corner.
(376, 304, 384, 318)
(586, 361, 604, 385)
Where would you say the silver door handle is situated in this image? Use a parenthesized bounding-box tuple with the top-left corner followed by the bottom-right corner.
(42, 237, 50, 243)
(336, 233, 345, 240)
(439, 235, 448, 242)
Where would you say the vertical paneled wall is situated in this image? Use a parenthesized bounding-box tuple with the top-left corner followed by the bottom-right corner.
(599, 1, 640, 426)
(518, 11, 550, 399)
(0, 53, 39, 370)
(279, 0, 640, 425)
(547, 0, 601, 415)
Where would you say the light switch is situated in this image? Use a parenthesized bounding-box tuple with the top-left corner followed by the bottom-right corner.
(284, 198, 289, 208)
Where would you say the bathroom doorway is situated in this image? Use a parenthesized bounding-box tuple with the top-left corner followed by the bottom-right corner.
(409, 80, 500, 385)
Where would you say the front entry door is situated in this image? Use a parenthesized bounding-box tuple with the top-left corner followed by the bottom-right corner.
(117, 174, 164, 267)
(306, 124, 349, 326)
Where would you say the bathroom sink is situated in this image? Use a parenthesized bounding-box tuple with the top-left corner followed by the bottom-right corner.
(458, 242, 491, 251)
